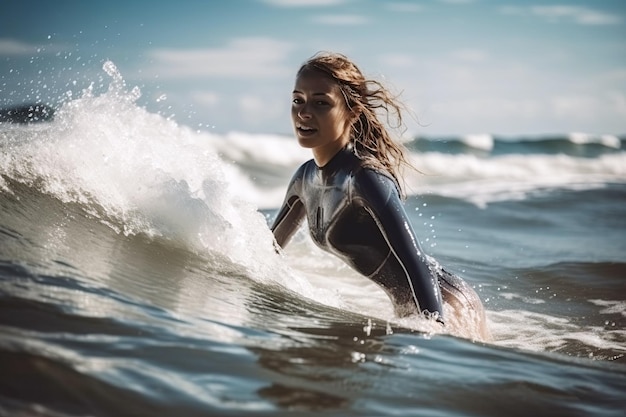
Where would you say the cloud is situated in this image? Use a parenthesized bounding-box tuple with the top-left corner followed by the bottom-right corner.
(532, 5, 622, 25)
(261, 0, 345, 6)
(438, 0, 475, 4)
(498, 6, 525, 16)
(548, 93, 626, 121)
(428, 97, 542, 123)
(0, 38, 65, 55)
(240, 95, 264, 113)
(193, 91, 220, 106)
(379, 53, 418, 68)
(608, 91, 626, 117)
(598, 68, 626, 84)
(449, 48, 488, 63)
(0, 39, 37, 55)
(425, 93, 626, 134)
(546, 92, 626, 133)
(385, 2, 424, 13)
(148, 37, 294, 79)
(238, 94, 285, 125)
(500, 5, 622, 25)
(550, 94, 597, 118)
(312, 14, 369, 25)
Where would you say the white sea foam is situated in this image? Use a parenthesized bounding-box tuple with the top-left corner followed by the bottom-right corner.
(488, 309, 626, 358)
(400, 151, 626, 208)
(568, 132, 621, 149)
(210, 131, 310, 168)
(459, 133, 494, 151)
(0, 61, 340, 308)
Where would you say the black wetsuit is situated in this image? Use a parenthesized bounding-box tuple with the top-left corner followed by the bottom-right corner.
(271, 147, 446, 320)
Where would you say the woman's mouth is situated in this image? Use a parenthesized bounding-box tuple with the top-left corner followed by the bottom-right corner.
(296, 124, 317, 137)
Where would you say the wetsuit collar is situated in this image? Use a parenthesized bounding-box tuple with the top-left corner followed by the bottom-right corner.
(317, 145, 353, 172)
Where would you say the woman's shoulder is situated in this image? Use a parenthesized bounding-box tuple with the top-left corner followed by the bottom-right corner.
(352, 162, 397, 187)
(351, 164, 401, 201)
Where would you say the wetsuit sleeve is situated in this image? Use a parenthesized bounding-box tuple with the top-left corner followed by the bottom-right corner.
(352, 169, 445, 321)
(271, 165, 306, 249)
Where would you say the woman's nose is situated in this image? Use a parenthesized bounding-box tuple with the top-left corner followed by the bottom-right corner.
(298, 104, 311, 119)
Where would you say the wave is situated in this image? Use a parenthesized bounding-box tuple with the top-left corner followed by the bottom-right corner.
(567, 132, 623, 149)
(177, 131, 625, 209)
(410, 132, 624, 156)
(488, 260, 626, 359)
(202, 133, 626, 208)
(0, 62, 284, 282)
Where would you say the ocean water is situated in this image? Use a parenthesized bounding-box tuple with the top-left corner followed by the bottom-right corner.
(1, 62, 625, 416)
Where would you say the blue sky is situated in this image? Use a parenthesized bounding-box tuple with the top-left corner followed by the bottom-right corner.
(1, 0, 625, 136)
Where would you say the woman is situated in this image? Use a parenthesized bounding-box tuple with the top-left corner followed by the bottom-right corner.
(271, 52, 489, 340)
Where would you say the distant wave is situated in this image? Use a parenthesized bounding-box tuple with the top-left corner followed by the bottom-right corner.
(190, 132, 626, 209)
(567, 132, 622, 148)
(409, 132, 624, 157)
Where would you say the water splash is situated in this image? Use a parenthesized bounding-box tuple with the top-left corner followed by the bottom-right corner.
(0, 61, 290, 287)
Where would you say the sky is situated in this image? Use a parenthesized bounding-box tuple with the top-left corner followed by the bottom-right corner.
(1, 0, 625, 137)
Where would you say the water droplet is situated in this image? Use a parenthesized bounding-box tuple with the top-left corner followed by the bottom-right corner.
(363, 318, 372, 336)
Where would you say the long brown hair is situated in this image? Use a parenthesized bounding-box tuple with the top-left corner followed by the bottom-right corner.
(297, 51, 414, 198)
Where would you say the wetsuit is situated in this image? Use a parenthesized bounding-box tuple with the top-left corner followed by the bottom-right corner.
(271, 147, 446, 321)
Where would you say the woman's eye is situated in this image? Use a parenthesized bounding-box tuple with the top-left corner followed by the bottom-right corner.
(292, 98, 303, 104)
(315, 100, 329, 106)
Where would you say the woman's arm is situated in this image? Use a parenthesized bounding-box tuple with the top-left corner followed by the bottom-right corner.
(353, 169, 445, 321)
(271, 195, 305, 249)
(271, 165, 307, 249)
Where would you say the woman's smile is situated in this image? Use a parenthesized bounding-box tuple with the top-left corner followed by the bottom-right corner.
(295, 123, 318, 137)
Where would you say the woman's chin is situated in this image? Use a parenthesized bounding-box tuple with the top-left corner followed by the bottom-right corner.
(296, 136, 318, 148)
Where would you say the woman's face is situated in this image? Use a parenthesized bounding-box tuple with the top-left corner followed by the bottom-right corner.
(291, 69, 354, 162)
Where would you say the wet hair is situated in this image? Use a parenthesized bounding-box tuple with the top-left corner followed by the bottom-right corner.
(297, 51, 414, 198)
